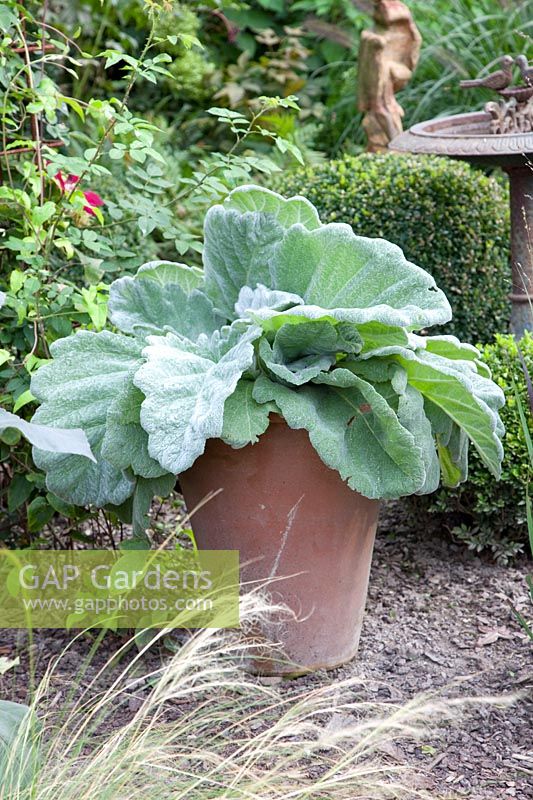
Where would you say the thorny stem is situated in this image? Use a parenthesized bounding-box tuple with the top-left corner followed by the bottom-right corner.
(99, 105, 271, 231)
(39, 19, 84, 54)
(17, 19, 45, 205)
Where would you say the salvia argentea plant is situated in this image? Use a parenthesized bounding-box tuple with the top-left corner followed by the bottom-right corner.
(29, 186, 505, 540)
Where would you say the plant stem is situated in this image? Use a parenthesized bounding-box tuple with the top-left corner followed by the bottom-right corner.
(17, 19, 45, 205)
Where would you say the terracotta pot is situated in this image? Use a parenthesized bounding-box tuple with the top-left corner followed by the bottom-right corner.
(180, 417, 379, 675)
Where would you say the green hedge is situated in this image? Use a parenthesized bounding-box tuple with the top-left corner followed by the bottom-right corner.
(273, 153, 510, 343)
(415, 333, 533, 563)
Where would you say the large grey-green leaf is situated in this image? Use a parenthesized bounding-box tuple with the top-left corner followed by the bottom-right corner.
(424, 398, 469, 486)
(357, 322, 412, 358)
(418, 334, 479, 361)
(312, 368, 428, 496)
(101, 381, 169, 479)
(424, 396, 453, 441)
(397, 349, 504, 478)
(223, 185, 321, 230)
(268, 224, 452, 329)
(234, 284, 303, 318)
(203, 186, 320, 320)
(438, 425, 469, 487)
(205, 189, 451, 329)
(395, 383, 440, 495)
(343, 357, 399, 384)
(0, 408, 94, 461)
(0, 699, 35, 794)
(259, 338, 335, 386)
(258, 319, 363, 387)
(253, 371, 427, 499)
(274, 319, 362, 361)
(412, 333, 496, 378)
(0, 700, 29, 749)
(134, 324, 261, 474)
(109, 274, 221, 339)
(30, 331, 142, 506)
(205, 320, 262, 361)
(221, 379, 277, 448)
(135, 259, 204, 292)
(203, 207, 285, 319)
(250, 309, 338, 334)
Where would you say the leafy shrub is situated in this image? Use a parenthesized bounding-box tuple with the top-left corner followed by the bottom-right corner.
(414, 333, 533, 563)
(140, 1, 216, 103)
(59, 0, 532, 158)
(273, 153, 511, 343)
(29, 186, 505, 545)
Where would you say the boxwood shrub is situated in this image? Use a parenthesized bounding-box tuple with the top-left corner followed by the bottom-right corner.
(272, 153, 510, 343)
(415, 333, 533, 563)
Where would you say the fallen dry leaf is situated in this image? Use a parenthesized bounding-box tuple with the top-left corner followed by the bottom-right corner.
(476, 627, 515, 647)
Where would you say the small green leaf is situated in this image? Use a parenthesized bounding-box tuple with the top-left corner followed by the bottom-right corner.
(27, 496, 55, 532)
(0, 349, 13, 367)
(0, 6, 18, 31)
(31, 201, 56, 227)
(9, 270, 25, 293)
(13, 390, 35, 413)
(8, 475, 34, 513)
(59, 95, 85, 120)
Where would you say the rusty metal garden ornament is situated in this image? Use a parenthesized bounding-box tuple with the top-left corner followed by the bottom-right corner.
(390, 53, 533, 335)
(516, 54, 533, 86)
(483, 56, 533, 135)
(459, 55, 514, 91)
(486, 96, 533, 135)
(460, 53, 533, 135)
(358, 0, 421, 152)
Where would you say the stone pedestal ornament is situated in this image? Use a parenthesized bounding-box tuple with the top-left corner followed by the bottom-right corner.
(358, 0, 421, 152)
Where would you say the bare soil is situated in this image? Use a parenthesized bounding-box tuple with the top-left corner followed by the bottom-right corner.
(0, 502, 531, 799)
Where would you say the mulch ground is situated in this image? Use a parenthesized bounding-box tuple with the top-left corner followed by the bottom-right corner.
(1, 501, 531, 799)
(292, 503, 533, 799)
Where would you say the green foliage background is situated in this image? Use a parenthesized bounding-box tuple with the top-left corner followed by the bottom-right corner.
(273, 153, 511, 344)
(53, 0, 533, 157)
(413, 334, 533, 563)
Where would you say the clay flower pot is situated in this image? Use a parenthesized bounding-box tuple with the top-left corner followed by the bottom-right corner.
(180, 417, 379, 675)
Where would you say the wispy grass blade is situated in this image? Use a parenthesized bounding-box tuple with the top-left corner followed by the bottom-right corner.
(0, 593, 507, 800)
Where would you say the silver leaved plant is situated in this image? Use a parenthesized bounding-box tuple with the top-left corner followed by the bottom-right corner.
(29, 185, 505, 540)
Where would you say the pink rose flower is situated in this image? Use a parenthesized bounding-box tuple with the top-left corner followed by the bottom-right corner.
(54, 171, 104, 216)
